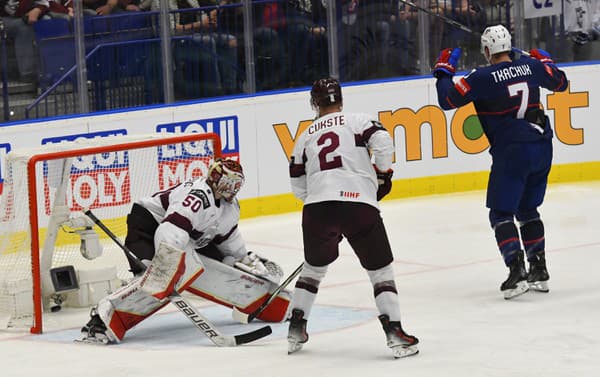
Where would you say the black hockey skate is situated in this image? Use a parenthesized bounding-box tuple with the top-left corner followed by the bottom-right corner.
(378, 314, 419, 359)
(501, 252, 529, 300)
(287, 309, 308, 354)
(527, 256, 549, 293)
(76, 308, 111, 345)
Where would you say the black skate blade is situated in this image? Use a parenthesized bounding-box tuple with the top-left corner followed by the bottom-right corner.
(528, 280, 549, 292)
(503, 281, 529, 300)
(74, 336, 110, 345)
(392, 345, 419, 359)
(288, 340, 304, 354)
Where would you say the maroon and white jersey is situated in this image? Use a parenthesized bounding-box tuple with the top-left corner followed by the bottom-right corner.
(137, 177, 246, 259)
(289, 111, 394, 209)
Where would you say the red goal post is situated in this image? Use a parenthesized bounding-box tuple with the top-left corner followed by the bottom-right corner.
(0, 133, 221, 334)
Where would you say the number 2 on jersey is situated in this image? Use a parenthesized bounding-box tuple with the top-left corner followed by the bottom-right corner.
(317, 132, 342, 171)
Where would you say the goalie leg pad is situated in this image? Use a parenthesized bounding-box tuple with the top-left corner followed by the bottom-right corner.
(95, 281, 169, 342)
(93, 243, 205, 341)
(140, 242, 187, 300)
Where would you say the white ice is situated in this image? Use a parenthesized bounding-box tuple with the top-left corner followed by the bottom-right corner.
(1, 181, 599, 377)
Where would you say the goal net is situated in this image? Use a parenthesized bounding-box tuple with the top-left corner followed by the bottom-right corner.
(0, 133, 221, 333)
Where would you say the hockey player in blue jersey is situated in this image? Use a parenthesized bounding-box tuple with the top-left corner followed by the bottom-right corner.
(432, 25, 568, 299)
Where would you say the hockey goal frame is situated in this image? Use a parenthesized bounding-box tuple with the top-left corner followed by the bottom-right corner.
(19, 133, 222, 334)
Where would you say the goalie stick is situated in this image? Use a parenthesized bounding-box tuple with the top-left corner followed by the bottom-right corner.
(84, 209, 272, 347)
(232, 262, 303, 324)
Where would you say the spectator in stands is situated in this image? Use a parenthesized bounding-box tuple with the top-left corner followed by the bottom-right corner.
(140, 0, 238, 96)
(563, 0, 600, 62)
(83, 0, 140, 15)
(336, 0, 393, 81)
(0, 0, 49, 83)
(47, 0, 99, 18)
(251, 0, 286, 90)
(341, 0, 395, 80)
(284, 0, 328, 86)
(429, 0, 486, 69)
(47, 0, 73, 19)
(388, 0, 420, 75)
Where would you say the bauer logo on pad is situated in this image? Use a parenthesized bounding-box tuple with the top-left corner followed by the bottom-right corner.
(41, 130, 131, 214)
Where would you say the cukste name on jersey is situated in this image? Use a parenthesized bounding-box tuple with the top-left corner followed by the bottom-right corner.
(490, 64, 532, 83)
(308, 115, 345, 134)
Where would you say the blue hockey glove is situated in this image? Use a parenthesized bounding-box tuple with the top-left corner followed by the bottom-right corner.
(529, 48, 554, 65)
(432, 48, 462, 78)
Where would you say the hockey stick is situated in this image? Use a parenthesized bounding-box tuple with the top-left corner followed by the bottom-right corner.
(511, 47, 531, 57)
(397, 0, 478, 35)
(84, 209, 272, 347)
(232, 262, 303, 324)
(398, 2, 534, 60)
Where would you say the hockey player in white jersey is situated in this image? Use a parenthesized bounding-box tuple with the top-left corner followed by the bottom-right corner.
(287, 77, 419, 358)
(79, 158, 275, 344)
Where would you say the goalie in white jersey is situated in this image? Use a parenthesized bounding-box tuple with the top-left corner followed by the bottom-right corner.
(80, 158, 273, 344)
(287, 77, 419, 359)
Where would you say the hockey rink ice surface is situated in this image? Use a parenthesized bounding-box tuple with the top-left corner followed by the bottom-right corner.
(1, 181, 599, 377)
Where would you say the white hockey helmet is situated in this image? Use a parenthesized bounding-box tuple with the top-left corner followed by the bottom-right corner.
(481, 25, 512, 59)
(206, 158, 245, 202)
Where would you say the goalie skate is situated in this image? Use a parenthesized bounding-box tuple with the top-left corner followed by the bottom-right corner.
(75, 309, 111, 345)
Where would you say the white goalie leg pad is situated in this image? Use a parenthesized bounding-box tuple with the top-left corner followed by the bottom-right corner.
(140, 241, 187, 300)
(94, 242, 205, 342)
(175, 244, 206, 292)
(96, 280, 168, 342)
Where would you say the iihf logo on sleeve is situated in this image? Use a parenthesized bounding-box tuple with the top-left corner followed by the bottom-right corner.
(156, 116, 241, 189)
(0, 143, 11, 196)
(41, 130, 130, 214)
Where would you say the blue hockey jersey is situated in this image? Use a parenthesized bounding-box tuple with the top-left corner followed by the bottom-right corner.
(435, 56, 568, 153)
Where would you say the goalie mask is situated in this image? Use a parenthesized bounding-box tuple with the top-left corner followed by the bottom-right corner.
(206, 158, 245, 202)
(310, 77, 342, 112)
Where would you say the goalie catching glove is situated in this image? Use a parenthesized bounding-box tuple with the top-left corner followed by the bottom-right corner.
(232, 252, 284, 284)
(374, 165, 393, 201)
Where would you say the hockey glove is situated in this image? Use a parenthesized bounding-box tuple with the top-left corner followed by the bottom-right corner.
(374, 166, 393, 201)
(529, 48, 555, 65)
(235, 252, 282, 283)
(432, 48, 462, 78)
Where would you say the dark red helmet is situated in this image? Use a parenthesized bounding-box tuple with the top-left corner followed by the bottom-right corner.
(310, 77, 342, 109)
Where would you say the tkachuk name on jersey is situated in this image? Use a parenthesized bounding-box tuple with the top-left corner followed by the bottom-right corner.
(308, 115, 345, 134)
(340, 191, 360, 199)
(490, 64, 532, 83)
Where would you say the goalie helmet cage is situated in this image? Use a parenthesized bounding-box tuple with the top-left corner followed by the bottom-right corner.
(0, 133, 222, 334)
